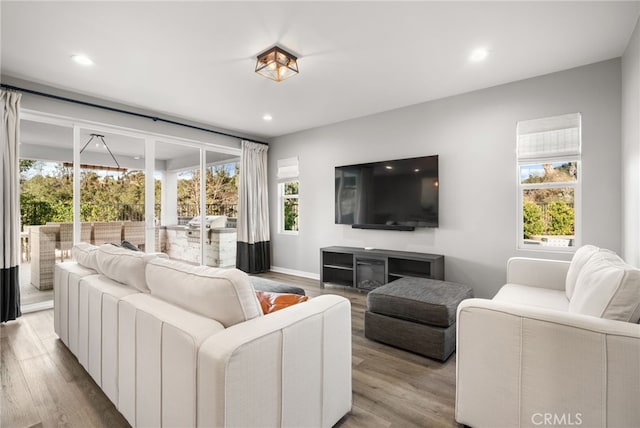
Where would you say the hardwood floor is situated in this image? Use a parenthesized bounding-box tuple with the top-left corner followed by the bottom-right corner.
(1, 309, 130, 428)
(1, 272, 460, 428)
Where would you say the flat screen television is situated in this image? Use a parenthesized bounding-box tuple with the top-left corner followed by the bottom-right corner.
(335, 155, 439, 230)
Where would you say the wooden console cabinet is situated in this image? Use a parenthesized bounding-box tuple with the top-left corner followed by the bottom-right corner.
(320, 246, 444, 291)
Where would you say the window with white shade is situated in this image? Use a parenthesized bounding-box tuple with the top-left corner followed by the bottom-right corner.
(277, 157, 299, 234)
(517, 113, 581, 250)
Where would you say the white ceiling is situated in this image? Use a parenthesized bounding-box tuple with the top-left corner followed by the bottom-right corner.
(2, 1, 639, 139)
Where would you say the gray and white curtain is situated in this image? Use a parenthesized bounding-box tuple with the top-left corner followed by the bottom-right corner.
(1, 90, 22, 322)
(236, 140, 270, 273)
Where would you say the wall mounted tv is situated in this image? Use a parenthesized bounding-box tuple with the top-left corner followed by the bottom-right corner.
(335, 155, 439, 231)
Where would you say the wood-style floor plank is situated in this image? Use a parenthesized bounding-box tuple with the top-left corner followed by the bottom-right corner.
(1, 271, 461, 428)
(28, 310, 56, 342)
(17, 353, 86, 428)
(2, 316, 48, 361)
(1, 337, 42, 428)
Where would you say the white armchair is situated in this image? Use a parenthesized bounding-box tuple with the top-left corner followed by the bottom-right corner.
(456, 251, 640, 428)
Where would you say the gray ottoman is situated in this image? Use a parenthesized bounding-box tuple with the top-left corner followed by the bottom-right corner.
(365, 277, 473, 361)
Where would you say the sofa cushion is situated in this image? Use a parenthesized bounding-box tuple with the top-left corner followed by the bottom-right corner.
(95, 244, 168, 292)
(569, 252, 640, 322)
(565, 245, 616, 299)
(145, 258, 262, 327)
(494, 283, 569, 312)
(72, 243, 100, 272)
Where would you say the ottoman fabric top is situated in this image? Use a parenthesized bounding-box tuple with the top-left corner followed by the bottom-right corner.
(367, 277, 473, 327)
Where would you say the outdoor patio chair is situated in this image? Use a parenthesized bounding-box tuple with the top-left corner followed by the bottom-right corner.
(92, 222, 124, 245)
(123, 221, 145, 248)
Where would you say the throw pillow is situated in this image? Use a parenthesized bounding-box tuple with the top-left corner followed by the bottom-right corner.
(121, 240, 141, 251)
(256, 290, 309, 315)
(569, 251, 640, 322)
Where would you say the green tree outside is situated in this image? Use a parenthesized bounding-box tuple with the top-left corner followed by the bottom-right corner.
(547, 201, 574, 235)
(523, 201, 544, 238)
(283, 181, 299, 231)
(522, 162, 576, 240)
(20, 161, 238, 226)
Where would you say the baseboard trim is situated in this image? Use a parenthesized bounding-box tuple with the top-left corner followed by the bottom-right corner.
(21, 299, 54, 314)
(270, 266, 320, 280)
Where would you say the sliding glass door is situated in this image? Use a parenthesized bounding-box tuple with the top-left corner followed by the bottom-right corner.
(18, 112, 241, 312)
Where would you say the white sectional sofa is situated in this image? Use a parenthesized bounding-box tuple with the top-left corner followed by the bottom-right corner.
(456, 245, 640, 428)
(54, 243, 352, 428)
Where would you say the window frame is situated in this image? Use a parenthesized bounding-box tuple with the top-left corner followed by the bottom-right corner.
(516, 114, 582, 253)
(517, 158, 581, 252)
(278, 180, 299, 235)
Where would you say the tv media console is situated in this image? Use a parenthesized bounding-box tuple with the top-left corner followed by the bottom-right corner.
(320, 246, 444, 291)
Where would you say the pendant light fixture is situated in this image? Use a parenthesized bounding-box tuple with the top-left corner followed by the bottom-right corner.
(255, 46, 299, 82)
(79, 133, 122, 170)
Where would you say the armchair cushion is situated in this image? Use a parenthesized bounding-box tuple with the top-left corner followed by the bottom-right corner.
(569, 251, 640, 323)
(565, 245, 614, 299)
(494, 283, 569, 312)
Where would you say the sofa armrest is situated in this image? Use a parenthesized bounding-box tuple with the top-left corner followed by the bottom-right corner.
(456, 298, 640, 428)
(506, 257, 570, 291)
(197, 295, 352, 428)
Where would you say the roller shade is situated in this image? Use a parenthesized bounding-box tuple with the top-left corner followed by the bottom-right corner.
(277, 157, 299, 180)
(517, 113, 581, 160)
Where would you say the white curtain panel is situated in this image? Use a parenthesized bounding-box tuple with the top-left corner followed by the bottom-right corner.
(236, 141, 271, 273)
(1, 90, 22, 322)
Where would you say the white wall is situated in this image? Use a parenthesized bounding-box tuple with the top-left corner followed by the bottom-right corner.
(268, 59, 622, 298)
(622, 17, 640, 267)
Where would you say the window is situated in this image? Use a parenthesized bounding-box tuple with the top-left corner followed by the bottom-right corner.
(517, 113, 581, 250)
(277, 157, 299, 234)
(280, 181, 299, 233)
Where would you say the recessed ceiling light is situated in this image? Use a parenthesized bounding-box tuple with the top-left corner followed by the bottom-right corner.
(71, 54, 94, 66)
(469, 48, 489, 63)
(414, 169, 420, 172)
(263, 114, 273, 121)
(385, 165, 393, 170)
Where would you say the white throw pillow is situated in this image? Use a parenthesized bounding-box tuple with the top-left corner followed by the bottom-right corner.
(569, 251, 640, 322)
(145, 258, 262, 327)
(95, 244, 168, 292)
(565, 245, 614, 299)
(72, 243, 100, 272)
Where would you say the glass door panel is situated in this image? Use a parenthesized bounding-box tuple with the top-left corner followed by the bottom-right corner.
(204, 151, 240, 268)
(155, 141, 201, 264)
(79, 129, 145, 249)
(19, 120, 73, 308)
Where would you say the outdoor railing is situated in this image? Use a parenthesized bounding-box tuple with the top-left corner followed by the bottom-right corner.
(21, 201, 237, 226)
